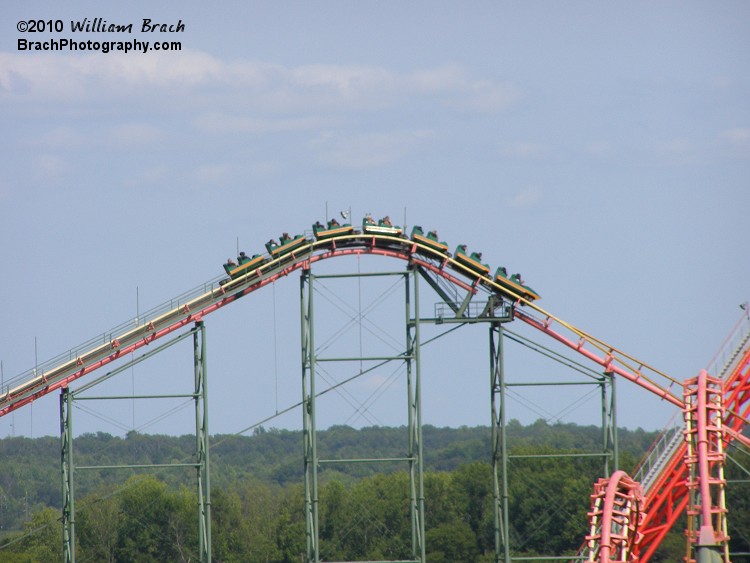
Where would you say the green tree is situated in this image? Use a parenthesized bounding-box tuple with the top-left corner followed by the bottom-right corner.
(450, 461, 493, 552)
(426, 520, 480, 562)
(114, 475, 197, 562)
(18, 507, 62, 562)
(274, 483, 306, 563)
(77, 491, 120, 562)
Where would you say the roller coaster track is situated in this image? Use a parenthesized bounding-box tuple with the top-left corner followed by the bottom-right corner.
(577, 311, 750, 562)
(632, 313, 750, 562)
(0, 228, 683, 418)
(585, 471, 644, 563)
(2, 224, 744, 560)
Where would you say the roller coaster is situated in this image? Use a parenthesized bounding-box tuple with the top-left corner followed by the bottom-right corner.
(1, 213, 748, 563)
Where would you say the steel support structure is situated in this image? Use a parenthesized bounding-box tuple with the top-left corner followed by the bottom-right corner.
(300, 264, 425, 562)
(490, 322, 511, 563)
(301, 269, 321, 562)
(406, 265, 427, 562)
(490, 324, 618, 562)
(58, 322, 211, 562)
(61, 387, 75, 563)
(193, 322, 212, 563)
(585, 470, 643, 563)
(683, 370, 729, 563)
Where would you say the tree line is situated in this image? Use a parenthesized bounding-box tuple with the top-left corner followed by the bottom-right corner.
(0, 420, 746, 561)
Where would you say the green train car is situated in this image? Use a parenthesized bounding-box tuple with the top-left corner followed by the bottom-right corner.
(454, 244, 490, 276)
(494, 267, 540, 302)
(219, 214, 540, 303)
(313, 219, 354, 240)
(223, 252, 266, 281)
(410, 226, 449, 254)
(266, 233, 308, 258)
(362, 214, 403, 236)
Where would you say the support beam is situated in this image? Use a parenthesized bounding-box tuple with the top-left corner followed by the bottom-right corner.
(193, 322, 212, 563)
(406, 266, 426, 561)
(684, 371, 730, 563)
(300, 265, 425, 562)
(60, 387, 75, 563)
(601, 372, 618, 475)
(301, 270, 320, 563)
(490, 323, 511, 563)
(58, 323, 212, 562)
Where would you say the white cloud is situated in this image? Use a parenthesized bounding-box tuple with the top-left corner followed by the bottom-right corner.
(410, 64, 518, 112)
(409, 65, 466, 91)
(722, 127, 750, 156)
(194, 163, 234, 184)
(583, 141, 612, 156)
(502, 141, 547, 159)
(33, 154, 68, 181)
(0, 50, 225, 102)
(310, 129, 433, 169)
(457, 79, 519, 113)
(122, 165, 170, 188)
(655, 138, 693, 155)
(0, 52, 518, 116)
(723, 128, 750, 142)
(508, 186, 542, 209)
(109, 123, 166, 145)
(0, 178, 10, 202)
(194, 112, 339, 134)
(35, 127, 84, 149)
(291, 64, 396, 100)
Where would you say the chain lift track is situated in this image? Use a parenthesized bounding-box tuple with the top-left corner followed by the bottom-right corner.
(0, 226, 682, 417)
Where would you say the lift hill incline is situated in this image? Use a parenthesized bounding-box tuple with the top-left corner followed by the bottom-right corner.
(1, 215, 681, 417)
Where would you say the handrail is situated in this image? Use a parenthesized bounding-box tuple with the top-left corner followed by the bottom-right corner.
(632, 418, 683, 494)
(706, 304, 750, 379)
(633, 307, 750, 495)
(513, 308, 683, 407)
(0, 233, 505, 416)
(0, 274, 228, 395)
(1, 224, 680, 421)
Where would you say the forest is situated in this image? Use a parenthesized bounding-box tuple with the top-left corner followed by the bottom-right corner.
(0, 420, 747, 562)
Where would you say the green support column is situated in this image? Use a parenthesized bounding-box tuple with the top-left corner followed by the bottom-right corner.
(57, 323, 213, 562)
(193, 322, 212, 562)
(301, 270, 320, 563)
(60, 387, 75, 563)
(406, 266, 426, 561)
(490, 323, 510, 563)
(601, 371, 618, 476)
(300, 266, 424, 562)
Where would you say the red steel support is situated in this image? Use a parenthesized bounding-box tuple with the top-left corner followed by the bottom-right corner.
(586, 470, 644, 563)
(513, 309, 682, 408)
(683, 370, 729, 562)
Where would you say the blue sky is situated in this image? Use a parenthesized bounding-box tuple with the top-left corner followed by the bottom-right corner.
(1, 1, 748, 438)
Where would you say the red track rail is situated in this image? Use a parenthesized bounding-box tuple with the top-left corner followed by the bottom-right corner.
(0, 239, 486, 418)
(635, 343, 750, 561)
(586, 471, 643, 563)
(513, 309, 683, 408)
(2, 230, 676, 420)
(6, 226, 745, 561)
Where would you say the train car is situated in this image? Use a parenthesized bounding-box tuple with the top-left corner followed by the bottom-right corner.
(454, 244, 490, 276)
(313, 219, 354, 240)
(223, 253, 266, 279)
(362, 214, 403, 236)
(411, 226, 449, 254)
(266, 233, 308, 258)
(493, 267, 541, 302)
